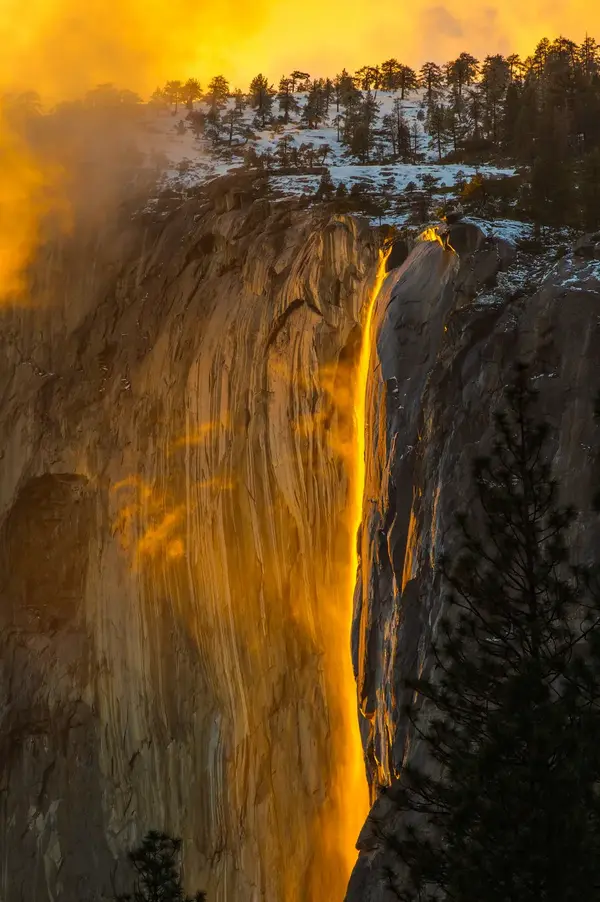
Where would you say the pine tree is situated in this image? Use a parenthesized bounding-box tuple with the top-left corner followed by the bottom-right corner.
(187, 110, 205, 139)
(410, 120, 420, 160)
(544, 38, 579, 113)
(323, 78, 335, 116)
(381, 113, 398, 158)
(579, 148, 600, 230)
(149, 87, 168, 108)
(233, 88, 246, 114)
(373, 366, 600, 902)
(326, 111, 341, 143)
(334, 69, 360, 112)
(575, 76, 600, 155)
(512, 76, 540, 163)
(274, 133, 295, 168)
(298, 141, 317, 168)
(224, 107, 241, 146)
(427, 103, 450, 161)
(343, 90, 380, 162)
(531, 37, 552, 76)
(578, 35, 600, 81)
(249, 74, 273, 128)
(182, 78, 202, 110)
(394, 100, 412, 160)
(398, 66, 419, 100)
(317, 142, 332, 164)
(164, 80, 183, 112)
(355, 65, 381, 92)
(115, 831, 206, 902)
(205, 107, 223, 146)
(206, 75, 229, 112)
(530, 152, 574, 228)
(419, 62, 444, 105)
(382, 99, 412, 160)
(381, 58, 403, 91)
(302, 80, 326, 128)
(152, 35, 600, 187)
(446, 52, 480, 98)
(501, 81, 521, 154)
(315, 169, 335, 199)
(480, 55, 511, 145)
(277, 77, 299, 123)
(506, 53, 525, 82)
(290, 70, 310, 92)
(445, 104, 462, 155)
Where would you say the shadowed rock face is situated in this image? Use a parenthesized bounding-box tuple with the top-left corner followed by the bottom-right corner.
(3, 192, 599, 902)
(0, 186, 380, 902)
(346, 227, 600, 900)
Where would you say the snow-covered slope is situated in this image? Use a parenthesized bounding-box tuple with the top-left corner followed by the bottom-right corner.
(143, 89, 515, 216)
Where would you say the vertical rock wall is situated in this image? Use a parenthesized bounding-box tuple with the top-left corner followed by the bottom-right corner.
(0, 186, 378, 901)
(347, 224, 600, 899)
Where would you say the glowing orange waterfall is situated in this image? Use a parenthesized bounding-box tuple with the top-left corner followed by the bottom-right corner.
(419, 225, 457, 253)
(419, 226, 442, 245)
(341, 246, 392, 875)
(349, 247, 392, 580)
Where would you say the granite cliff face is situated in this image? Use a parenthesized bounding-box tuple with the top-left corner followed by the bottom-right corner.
(347, 224, 600, 899)
(0, 183, 379, 902)
(2, 180, 599, 902)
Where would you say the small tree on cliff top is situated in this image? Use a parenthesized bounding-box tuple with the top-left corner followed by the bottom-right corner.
(376, 365, 600, 902)
(115, 830, 206, 902)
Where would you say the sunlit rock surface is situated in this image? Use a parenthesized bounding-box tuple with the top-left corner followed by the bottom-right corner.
(346, 224, 600, 900)
(0, 180, 379, 901)
(4, 188, 599, 902)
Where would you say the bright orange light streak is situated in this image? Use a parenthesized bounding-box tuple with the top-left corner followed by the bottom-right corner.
(349, 247, 391, 583)
(419, 226, 457, 254)
(343, 246, 391, 868)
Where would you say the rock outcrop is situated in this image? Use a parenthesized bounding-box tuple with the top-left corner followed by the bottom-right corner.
(0, 181, 379, 901)
(3, 182, 599, 902)
(347, 221, 600, 899)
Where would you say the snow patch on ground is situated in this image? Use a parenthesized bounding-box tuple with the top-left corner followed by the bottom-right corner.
(463, 217, 534, 245)
(553, 255, 600, 292)
(270, 162, 515, 198)
(143, 90, 516, 204)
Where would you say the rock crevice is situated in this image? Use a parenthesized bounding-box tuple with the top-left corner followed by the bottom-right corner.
(347, 225, 600, 899)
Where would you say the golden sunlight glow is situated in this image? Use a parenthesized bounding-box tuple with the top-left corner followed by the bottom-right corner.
(349, 247, 391, 589)
(419, 226, 445, 247)
(111, 478, 184, 567)
(111, 474, 235, 568)
(0, 0, 596, 301)
(343, 247, 391, 847)
(1, 0, 598, 889)
(169, 420, 224, 451)
(1, 1, 598, 96)
(419, 226, 457, 254)
(0, 103, 67, 300)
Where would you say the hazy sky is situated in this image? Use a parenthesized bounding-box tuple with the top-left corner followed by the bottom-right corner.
(0, 0, 598, 299)
(0, 0, 599, 98)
